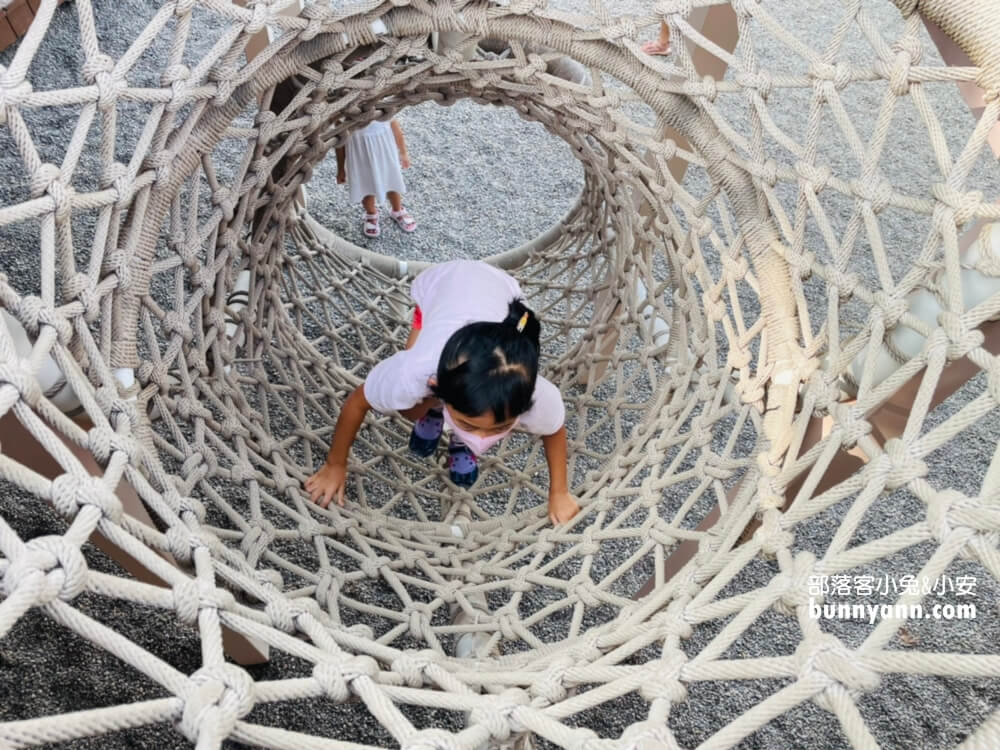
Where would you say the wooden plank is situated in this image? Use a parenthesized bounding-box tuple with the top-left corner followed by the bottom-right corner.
(6, 0, 35, 36)
(0, 15, 18, 53)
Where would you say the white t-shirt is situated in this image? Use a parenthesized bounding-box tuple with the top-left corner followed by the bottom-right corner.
(363, 260, 565, 450)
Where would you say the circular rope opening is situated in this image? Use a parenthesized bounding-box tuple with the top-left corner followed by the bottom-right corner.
(2, 1, 999, 747)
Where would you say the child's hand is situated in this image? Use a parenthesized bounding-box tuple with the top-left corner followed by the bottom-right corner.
(547, 490, 580, 525)
(305, 461, 348, 508)
(337, 168, 346, 184)
(400, 154, 411, 169)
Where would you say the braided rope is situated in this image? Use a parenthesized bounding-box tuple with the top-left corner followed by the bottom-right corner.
(1, 0, 999, 747)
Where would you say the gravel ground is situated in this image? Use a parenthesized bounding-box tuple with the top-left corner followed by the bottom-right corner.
(1, 1, 999, 749)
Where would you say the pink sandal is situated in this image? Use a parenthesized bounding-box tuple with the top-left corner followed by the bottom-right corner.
(390, 207, 417, 233)
(362, 212, 380, 238)
(641, 40, 671, 56)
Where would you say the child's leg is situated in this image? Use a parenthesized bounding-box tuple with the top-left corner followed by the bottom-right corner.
(641, 20, 671, 55)
(361, 195, 379, 237)
(447, 434, 478, 488)
(408, 399, 444, 457)
(387, 192, 417, 232)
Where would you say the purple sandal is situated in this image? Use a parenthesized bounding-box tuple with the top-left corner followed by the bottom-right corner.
(448, 436, 479, 488)
(409, 408, 443, 457)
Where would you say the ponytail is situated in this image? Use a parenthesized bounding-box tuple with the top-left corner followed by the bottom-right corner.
(432, 298, 543, 422)
(502, 298, 541, 350)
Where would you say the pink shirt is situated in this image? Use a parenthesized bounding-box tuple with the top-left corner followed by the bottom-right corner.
(363, 260, 565, 454)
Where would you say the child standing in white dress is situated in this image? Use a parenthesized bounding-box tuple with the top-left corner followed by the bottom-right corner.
(336, 118, 417, 238)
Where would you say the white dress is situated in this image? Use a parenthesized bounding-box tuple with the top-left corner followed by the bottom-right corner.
(345, 120, 406, 204)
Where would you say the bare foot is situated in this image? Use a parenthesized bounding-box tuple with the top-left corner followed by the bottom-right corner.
(641, 39, 671, 56)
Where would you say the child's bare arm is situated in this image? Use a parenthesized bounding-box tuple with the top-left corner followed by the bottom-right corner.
(390, 120, 410, 167)
(542, 426, 579, 524)
(335, 145, 346, 182)
(305, 384, 370, 507)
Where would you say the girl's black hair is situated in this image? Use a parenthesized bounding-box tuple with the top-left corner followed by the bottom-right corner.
(431, 299, 542, 422)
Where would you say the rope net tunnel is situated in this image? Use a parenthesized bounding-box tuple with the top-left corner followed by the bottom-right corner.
(0, 0, 999, 747)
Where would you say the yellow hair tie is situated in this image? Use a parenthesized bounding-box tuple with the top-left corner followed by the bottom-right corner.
(516, 311, 530, 332)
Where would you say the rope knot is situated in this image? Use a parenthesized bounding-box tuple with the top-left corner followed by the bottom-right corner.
(104, 248, 131, 289)
(178, 664, 255, 744)
(0, 77, 32, 125)
(360, 556, 386, 578)
(795, 634, 880, 693)
(514, 54, 548, 82)
(147, 148, 174, 184)
(530, 657, 574, 706)
(569, 574, 601, 607)
(64, 271, 101, 321)
(0, 358, 42, 406)
(171, 579, 234, 624)
(2, 536, 88, 604)
(244, 3, 270, 35)
(81, 53, 114, 82)
(881, 438, 927, 490)
(166, 525, 218, 565)
(794, 160, 831, 192)
(754, 510, 794, 557)
(775, 551, 817, 614)
(94, 68, 126, 111)
(256, 568, 283, 590)
(265, 597, 297, 633)
(408, 608, 429, 640)
(162, 64, 190, 87)
(639, 650, 687, 703)
(810, 61, 852, 91)
(87, 424, 139, 464)
(94, 384, 138, 427)
(241, 519, 277, 563)
(830, 402, 871, 449)
(759, 158, 778, 187)
(510, 569, 532, 593)
(937, 309, 983, 359)
(737, 70, 773, 99)
(849, 175, 893, 213)
(925, 489, 966, 543)
(177, 494, 207, 523)
(17, 294, 73, 343)
(300, 3, 331, 40)
(392, 649, 438, 687)
(603, 17, 637, 43)
(469, 687, 529, 740)
(932, 183, 984, 226)
(50, 474, 123, 523)
(312, 659, 353, 702)
(873, 290, 908, 329)
(228, 460, 255, 485)
(163, 310, 193, 343)
(891, 35, 923, 65)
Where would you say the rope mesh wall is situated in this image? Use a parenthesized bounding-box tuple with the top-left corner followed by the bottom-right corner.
(1, 0, 999, 747)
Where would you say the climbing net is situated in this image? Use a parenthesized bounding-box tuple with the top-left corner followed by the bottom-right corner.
(1, 0, 999, 747)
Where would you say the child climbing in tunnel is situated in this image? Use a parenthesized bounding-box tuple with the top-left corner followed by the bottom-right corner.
(305, 259, 580, 525)
(336, 117, 417, 238)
